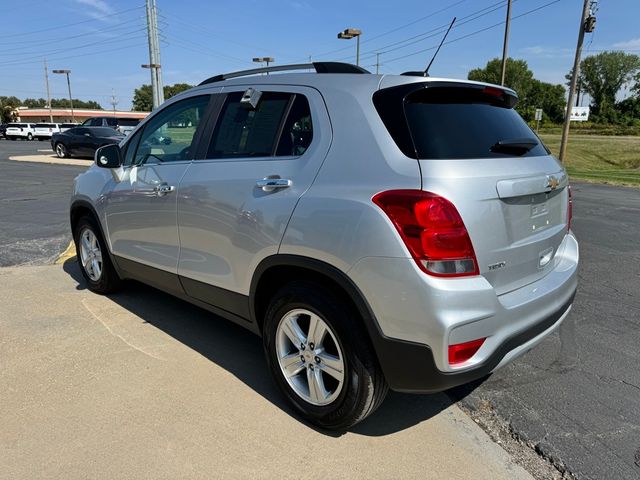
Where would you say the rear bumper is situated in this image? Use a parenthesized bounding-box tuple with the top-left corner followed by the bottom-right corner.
(348, 231, 579, 392)
(370, 290, 574, 392)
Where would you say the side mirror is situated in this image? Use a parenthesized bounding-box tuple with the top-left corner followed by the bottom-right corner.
(95, 143, 122, 168)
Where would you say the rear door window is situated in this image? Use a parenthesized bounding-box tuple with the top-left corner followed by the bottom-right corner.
(207, 92, 292, 159)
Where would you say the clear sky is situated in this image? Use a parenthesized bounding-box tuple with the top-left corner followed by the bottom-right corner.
(0, 0, 638, 109)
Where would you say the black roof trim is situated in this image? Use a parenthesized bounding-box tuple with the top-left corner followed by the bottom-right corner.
(199, 62, 370, 86)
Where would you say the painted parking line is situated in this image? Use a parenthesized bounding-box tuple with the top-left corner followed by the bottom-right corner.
(55, 240, 76, 264)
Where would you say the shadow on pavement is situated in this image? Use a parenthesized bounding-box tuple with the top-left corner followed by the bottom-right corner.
(63, 258, 483, 436)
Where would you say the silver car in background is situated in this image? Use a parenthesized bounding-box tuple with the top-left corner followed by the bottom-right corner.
(70, 62, 578, 430)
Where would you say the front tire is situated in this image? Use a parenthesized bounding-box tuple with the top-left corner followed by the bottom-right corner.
(27, 133, 33, 140)
(55, 142, 69, 158)
(73, 215, 122, 294)
(263, 281, 388, 430)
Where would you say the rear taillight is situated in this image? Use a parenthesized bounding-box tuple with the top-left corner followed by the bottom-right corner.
(567, 185, 573, 231)
(372, 190, 479, 277)
(448, 338, 486, 365)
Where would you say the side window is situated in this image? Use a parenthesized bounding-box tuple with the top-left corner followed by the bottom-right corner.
(276, 94, 313, 156)
(106, 118, 117, 126)
(207, 92, 291, 159)
(122, 130, 143, 166)
(132, 95, 210, 165)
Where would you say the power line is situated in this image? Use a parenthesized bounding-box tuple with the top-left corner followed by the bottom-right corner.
(0, 32, 148, 67)
(307, 0, 471, 60)
(383, 0, 562, 65)
(335, 0, 519, 64)
(0, 16, 146, 47)
(0, 4, 145, 38)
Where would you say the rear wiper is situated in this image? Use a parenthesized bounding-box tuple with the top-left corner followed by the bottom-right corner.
(490, 138, 538, 156)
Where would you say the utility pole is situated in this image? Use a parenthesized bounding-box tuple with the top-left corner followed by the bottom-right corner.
(144, 0, 164, 109)
(43, 59, 53, 122)
(500, 0, 512, 86)
(110, 89, 118, 117)
(559, 0, 591, 163)
(52, 69, 74, 123)
(375, 53, 381, 74)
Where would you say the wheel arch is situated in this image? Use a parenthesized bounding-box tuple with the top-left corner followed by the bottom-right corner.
(250, 255, 377, 336)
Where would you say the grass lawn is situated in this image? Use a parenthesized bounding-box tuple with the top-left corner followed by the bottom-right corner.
(540, 134, 640, 187)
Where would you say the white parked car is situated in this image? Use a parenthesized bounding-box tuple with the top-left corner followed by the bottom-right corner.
(5, 123, 35, 140)
(34, 123, 61, 141)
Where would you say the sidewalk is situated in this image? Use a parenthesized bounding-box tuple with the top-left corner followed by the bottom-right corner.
(0, 263, 533, 480)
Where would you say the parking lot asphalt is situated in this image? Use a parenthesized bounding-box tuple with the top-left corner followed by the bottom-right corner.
(0, 262, 532, 480)
(458, 182, 640, 479)
(0, 141, 88, 266)
(1, 139, 639, 479)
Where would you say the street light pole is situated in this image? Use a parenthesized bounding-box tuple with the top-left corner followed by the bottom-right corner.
(253, 57, 275, 73)
(559, 0, 591, 163)
(43, 59, 53, 122)
(52, 69, 74, 123)
(337, 28, 362, 66)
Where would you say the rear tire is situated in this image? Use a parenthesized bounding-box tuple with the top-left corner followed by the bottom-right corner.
(55, 142, 69, 158)
(263, 281, 388, 430)
(27, 133, 33, 140)
(73, 215, 122, 294)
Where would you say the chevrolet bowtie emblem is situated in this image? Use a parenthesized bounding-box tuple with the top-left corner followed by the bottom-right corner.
(546, 175, 559, 190)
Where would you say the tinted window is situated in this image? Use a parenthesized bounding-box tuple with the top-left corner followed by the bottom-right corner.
(207, 92, 291, 159)
(403, 87, 547, 159)
(8, 123, 25, 128)
(35, 123, 56, 128)
(105, 118, 118, 126)
(117, 118, 139, 126)
(61, 123, 78, 128)
(275, 94, 313, 156)
(133, 95, 210, 165)
(89, 127, 120, 137)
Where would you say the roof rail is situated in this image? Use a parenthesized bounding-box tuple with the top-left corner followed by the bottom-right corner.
(198, 62, 370, 86)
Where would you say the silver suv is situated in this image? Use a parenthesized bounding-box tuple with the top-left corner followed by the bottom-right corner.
(70, 62, 578, 429)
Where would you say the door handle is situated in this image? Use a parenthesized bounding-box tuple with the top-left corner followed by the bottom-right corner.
(256, 177, 292, 192)
(153, 183, 175, 196)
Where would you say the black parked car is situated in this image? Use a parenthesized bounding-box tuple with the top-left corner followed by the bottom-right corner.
(51, 127, 124, 159)
(0, 123, 7, 138)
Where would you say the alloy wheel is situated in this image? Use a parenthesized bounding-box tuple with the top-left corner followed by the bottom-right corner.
(275, 308, 345, 406)
(79, 228, 103, 281)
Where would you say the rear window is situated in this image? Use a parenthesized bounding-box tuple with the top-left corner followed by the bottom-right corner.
(90, 127, 122, 137)
(8, 123, 25, 128)
(117, 118, 139, 126)
(375, 84, 548, 159)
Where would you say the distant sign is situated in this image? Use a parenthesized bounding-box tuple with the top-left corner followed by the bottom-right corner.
(535, 108, 543, 121)
(570, 106, 590, 122)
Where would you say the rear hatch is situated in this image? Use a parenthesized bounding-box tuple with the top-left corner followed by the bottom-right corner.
(375, 81, 570, 295)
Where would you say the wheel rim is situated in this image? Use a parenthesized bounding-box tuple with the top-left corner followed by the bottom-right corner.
(79, 228, 103, 281)
(56, 144, 65, 157)
(276, 309, 345, 406)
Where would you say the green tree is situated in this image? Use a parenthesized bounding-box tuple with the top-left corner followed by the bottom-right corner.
(132, 83, 193, 111)
(570, 51, 640, 121)
(0, 95, 21, 122)
(468, 58, 565, 122)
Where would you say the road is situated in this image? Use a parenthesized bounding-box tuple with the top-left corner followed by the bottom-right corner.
(0, 141, 87, 266)
(458, 182, 640, 479)
(0, 140, 639, 478)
